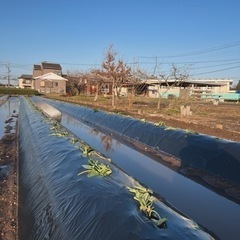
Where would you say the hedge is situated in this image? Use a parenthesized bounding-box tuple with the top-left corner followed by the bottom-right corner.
(0, 87, 39, 95)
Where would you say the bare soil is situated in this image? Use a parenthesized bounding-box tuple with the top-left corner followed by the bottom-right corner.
(0, 129, 18, 240)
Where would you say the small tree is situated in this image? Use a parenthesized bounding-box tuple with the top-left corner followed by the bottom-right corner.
(90, 69, 107, 101)
(157, 64, 189, 109)
(101, 45, 132, 107)
(66, 70, 87, 95)
(236, 80, 240, 91)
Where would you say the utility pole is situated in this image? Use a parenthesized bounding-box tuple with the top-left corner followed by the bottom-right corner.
(153, 56, 158, 77)
(6, 63, 11, 87)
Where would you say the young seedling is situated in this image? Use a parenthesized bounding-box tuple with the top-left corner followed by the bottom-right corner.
(185, 129, 199, 135)
(50, 122, 60, 131)
(80, 145, 94, 156)
(127, 186, 167, 227)
(78, 159, 112, 177)
(154, 121, 165, 127)
(70, 137, 79, 144)
(49, 131, 68, 137)
(165, 126, 175, 130)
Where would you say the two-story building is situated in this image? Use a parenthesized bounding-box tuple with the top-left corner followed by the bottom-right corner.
(18, 74, 33, 89)
(18, 62, 67, 94)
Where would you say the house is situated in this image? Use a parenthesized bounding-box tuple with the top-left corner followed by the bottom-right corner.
(19, 62, 67, 94)
(34, 72, 67, 94)
(65, 74, 114, 96)
(18, 74, 33, 89)
(33, 62, 62, 77)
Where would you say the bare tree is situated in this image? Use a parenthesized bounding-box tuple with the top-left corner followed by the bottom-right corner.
(157, 64, 189, 109)
(235, 80, 240, 91)
(66, 70, 88, 95)
(90, 69, 107, 101)
(101, 45, 132, 107)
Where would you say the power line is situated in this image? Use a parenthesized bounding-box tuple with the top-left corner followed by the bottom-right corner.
(190, 61, 240, 70)
(138, 40, 240, 59)
(138, 58, 240, 65)
(191, 65, 240, 76)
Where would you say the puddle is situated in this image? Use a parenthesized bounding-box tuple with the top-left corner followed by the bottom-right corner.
(0, 97, 20, 138)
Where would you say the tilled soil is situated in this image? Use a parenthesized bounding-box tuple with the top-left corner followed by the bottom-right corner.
(0, 130, 18, 240)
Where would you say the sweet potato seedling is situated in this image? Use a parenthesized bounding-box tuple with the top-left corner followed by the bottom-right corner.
(78, 159, 112, 177)
(127, 186, 167, 227)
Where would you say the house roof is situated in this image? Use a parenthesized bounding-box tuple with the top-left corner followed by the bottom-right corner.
(34, 72, 68, 81)
(19, 74, 33, 79)
(33, 65, 41, 70)
(41, 62, 62, 70)
(146, 78, 233, 86)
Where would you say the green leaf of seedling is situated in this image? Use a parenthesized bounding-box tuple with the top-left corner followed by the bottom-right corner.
(78, 170, 91, 176)
(87, 171, 99, 178)
(127, 185, 167, 227)
(78, 159, 112, 177)
(82, 165, 93, 170)
(154, 121, 165, 127)
(151, 216, 167, 227)
(71, 138, 79, 144)
(150, 210, 167, 227)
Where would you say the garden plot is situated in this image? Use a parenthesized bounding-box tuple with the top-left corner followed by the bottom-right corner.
(17, 96, 217, 240)
(29, 96, 240, 240)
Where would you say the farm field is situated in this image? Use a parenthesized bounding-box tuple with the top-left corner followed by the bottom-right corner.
(0, 95, 240, 240)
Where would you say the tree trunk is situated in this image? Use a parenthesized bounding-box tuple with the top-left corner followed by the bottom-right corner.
(94, 84, 99, 102)
(157, 85, 161, 110)
(112, 80, 115, 107)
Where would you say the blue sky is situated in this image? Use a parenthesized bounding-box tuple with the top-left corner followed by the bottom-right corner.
(0, 0, 240, 84)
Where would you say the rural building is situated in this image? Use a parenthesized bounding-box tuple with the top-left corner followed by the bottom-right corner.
(34, 72, 67, 94)
(18, 74, 33, 89)
(18, 62, 67, 94)
(145, 78, 239, 101)
(65, 74, 114, 96)
(33, 62, 62, 77)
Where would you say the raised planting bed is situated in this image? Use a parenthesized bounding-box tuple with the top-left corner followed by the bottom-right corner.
(18, 96, 216, 240)
(37, 97, 240, 197)
(30, 96, 240, 240)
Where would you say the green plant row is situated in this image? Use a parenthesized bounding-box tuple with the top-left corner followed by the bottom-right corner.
(0, 87, 39, 96)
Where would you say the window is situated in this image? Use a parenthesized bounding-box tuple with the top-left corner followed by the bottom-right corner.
(54, 82, 58, 87)
(40, 81, 45, 87)
(45, 81, 53, 88)
(54, 71, 61, 76)
(101, 83, 109, 93)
